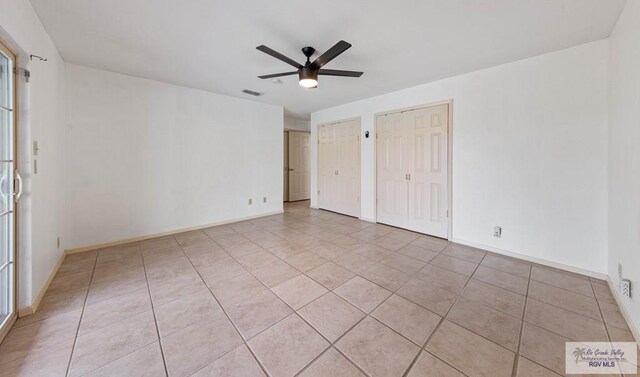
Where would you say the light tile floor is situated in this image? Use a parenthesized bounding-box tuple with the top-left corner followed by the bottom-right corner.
(1, 200, 637, 376)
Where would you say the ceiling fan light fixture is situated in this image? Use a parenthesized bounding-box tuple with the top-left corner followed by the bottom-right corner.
(299, 78, 318, 88)
(299, 68, 318, 88)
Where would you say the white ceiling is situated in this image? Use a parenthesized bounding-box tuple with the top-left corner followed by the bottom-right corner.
(30, 0, 625, 119)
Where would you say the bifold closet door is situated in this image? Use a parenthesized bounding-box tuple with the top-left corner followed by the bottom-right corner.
(376, 104, 449, 238)
(288, 131, 311, 201)
(376, 112, 409, 229)
(318, 120, 360, 217)
(406, 105, 449, 238)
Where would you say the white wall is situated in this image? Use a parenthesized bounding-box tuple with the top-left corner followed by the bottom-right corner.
(608, 0, 640, 333)
(0, 0, 67, 308)
(66, 64, 283, 249)
(284, 116, 310, 132)
(311, 40, 609, 275)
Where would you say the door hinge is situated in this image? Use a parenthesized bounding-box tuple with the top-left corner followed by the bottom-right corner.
(318, 190, 320, 195)
(446, 210, 449, 218)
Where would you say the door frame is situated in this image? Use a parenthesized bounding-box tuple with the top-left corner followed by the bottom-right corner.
(316, 117, 361, 218)
(287, 130, 311, 202)
(283, 131, 289, 202)
(374, 100, 453, 240)
(0, 37, 18, 343)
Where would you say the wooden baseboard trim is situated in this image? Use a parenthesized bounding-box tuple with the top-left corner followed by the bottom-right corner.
(18, 249, 66, 318)
(451, 238, 607, 280)
(606, 276, 640, 345)
(66, 210, 284, 255)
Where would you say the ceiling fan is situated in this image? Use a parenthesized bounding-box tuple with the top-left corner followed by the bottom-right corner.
(256, 40, 363, 88)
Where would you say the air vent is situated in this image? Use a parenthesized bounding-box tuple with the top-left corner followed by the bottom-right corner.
(242, 89, 262, 97)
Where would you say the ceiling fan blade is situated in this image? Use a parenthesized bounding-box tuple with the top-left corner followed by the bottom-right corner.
(310, 40, 352, 69)
(318, 69, 363, 77)
(258, 71, 298, 79)
(256, 45, 302, 69)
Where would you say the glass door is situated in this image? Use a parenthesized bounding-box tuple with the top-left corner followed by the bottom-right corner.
(0, 39, 17, 341)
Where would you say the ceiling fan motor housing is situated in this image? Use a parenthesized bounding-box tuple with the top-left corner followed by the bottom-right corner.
(299, 67, 318, 81)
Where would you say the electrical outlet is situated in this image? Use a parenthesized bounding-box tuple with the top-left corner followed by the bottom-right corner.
(263, 197, 267, 203)
(621, 279, 631, 298)
(248, 198, 252, 205)
(493, 226, 502, 238)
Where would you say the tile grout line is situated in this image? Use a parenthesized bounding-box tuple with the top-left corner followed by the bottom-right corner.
(140, 243, 170, 377)
(400, 248, 494, 377)
(64, 252, 99, 377)
(203, 222, 423, 377)
(23, 204, 623, 377)
(203, 233, 343, 376)
(173, 234, 272, 377)
(510, 263, 533, 377)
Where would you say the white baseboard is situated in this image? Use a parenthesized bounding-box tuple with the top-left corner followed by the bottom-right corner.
(19, 210, 285, 317)
(606, 276, 640, 345)
(452, 238, 607, 280)
(66, 210, 285, 254)
(358, 217, 376, 223)
(18, 249, 66, 318)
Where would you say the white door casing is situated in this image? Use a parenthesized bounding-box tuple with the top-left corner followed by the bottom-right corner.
(283, 131, 289, 201)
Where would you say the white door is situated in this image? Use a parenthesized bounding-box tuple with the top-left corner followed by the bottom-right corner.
(318, 124, 335, 210)
(376, 104, 449, 238)
(406, 105, 449, 237)
(336, 119, 360, 216)
(283, 131, 289, 201)
(0, 39, 18, 342)
(318, 119, 360, 217)
(376, 112, 409, 229)
(288, 131, 310, 201)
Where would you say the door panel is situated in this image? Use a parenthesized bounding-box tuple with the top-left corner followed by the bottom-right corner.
(376, 113, 408, 228)
(407, 105, 448, 237)
(318, 120, 360, 217)
(0, 40, 16, 342)
(337, 120, 360, 217)
(288, 131, 311, 201)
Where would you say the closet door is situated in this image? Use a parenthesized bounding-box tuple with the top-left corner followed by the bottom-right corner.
(336, 120, 360, 217)
(406, 105, 449, 237)
(288, 131, 311, 201)
(376, 112, 409, 229)
(318, 120, 360, 217)
(318, 124, 334, 209)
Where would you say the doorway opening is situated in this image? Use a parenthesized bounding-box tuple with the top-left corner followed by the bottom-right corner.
(283, 130, 311, 202)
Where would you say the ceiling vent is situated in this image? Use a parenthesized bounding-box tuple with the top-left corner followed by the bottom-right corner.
(242, 89, 263, 97)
